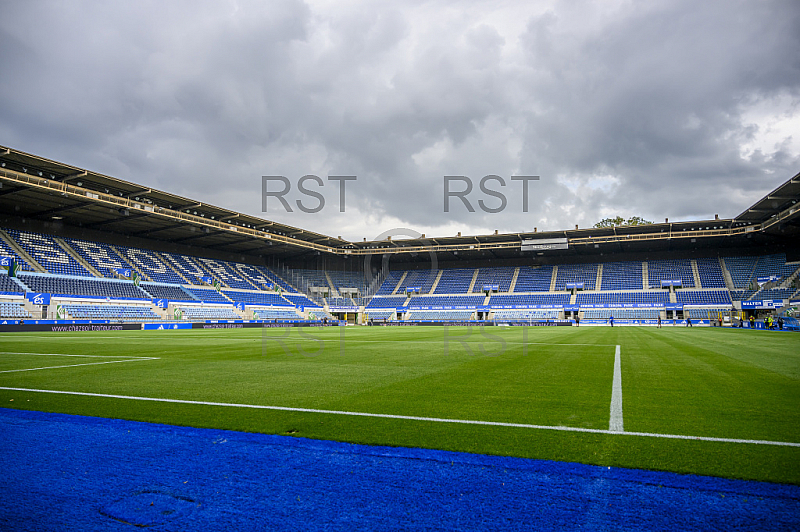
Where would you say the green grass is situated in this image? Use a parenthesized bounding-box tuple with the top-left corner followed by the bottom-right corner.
(0, 326, 798, 484)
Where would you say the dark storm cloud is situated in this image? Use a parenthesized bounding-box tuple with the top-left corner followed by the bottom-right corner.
(1, 0, 798, 239)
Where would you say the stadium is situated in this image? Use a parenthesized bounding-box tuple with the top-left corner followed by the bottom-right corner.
(1, 144, 799, 529)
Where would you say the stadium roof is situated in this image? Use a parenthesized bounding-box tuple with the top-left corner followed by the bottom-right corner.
(1, 145, 799, 262)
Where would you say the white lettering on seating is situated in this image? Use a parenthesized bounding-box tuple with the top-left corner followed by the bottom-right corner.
(74, 242, 124, 269)
(234, 263, 270, 285)
(126, 249, 167, 273)
(22, 233, 69, 264)
(200, 258, 240, 282)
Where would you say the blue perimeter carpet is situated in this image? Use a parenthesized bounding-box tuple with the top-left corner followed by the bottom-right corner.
(1, 408, 798, 531)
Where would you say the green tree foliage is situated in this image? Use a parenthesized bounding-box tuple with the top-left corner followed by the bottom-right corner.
(594, 216, 654, 228)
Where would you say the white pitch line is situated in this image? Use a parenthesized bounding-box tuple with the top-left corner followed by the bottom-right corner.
(0, 358, 159, 374)
(0, 352, 156, 358)
(1, 386, 798, 448)
(609, 345, 623, 432)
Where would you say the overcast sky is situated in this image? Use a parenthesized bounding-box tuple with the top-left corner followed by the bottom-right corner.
(1, 0, 799, 241)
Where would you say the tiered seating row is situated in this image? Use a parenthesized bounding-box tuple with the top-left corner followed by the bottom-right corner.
(675, 290, 732, 306)
(555, 263, 598, 291)
(399, 270, 438, 294)
(583, 309, 660, 320)
(6, 229, 91, 277)
(116, 245, 186, 284)
(375, 271, 404, 295)
(433, 269, 474, 294)
(493, 309, 559, 320)
(183, 287, 230, 303)
(601, 262, 643, 291)
(62, 237, 132, 278)
(472, 267, 515, 293)
(0, 275, 23, 293)
(513, 266, 553, 292)
(253, 308, 302, 320)
(695, 258, 726, 289)
(488, 293, 571, 307)
(576, 292, 668, 305)
(326, 270, 369, 295)
(178, 306, 241, 320)
(406, 295, 485, 308)
(0, 302, 31, 318)
(366, 296, 408, 308)
(223, 290, 291, 306)
(406, 310, 474, 321)
(62, 305, 160, 321)
(648, 260, 694, 288)
(20, 274, 150, 300)
(0, 238, 34, 272)
(142, 284, 197, 301)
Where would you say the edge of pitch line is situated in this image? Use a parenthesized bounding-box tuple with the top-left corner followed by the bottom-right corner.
(0, 386, 798, 448)
(609, 345, 623, 432)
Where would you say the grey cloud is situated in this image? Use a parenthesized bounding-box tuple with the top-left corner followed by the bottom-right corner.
(1, 0, 798, 239)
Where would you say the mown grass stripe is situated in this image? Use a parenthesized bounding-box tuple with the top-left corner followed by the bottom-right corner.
(1, 386, 798, 447)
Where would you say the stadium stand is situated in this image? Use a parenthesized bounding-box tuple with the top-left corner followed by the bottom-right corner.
(6, 229, 92, 277)
(433, 269, 475, 294)
(730, 289, 758, 301)
(62, 237, 132, 278)
(583, 309, 660, 320)
(252, 308, 303, 320)
(197, 257, 258, 290)
(685, 308, 729, 320)
(472, 267, 515, 293)
(326, 270, 369, 296)
(601, 262, 644, 291)
(695, 258, 727, 289)
(0, 275, 23, 294)
(647, 259, 694, 288)
(0, 234, 33, 272)
(366, 295, 408, 308)
(62, 304, 160, 321)
(724, 256, 759, 289)
(282, 293, 323, 308)
(492, 309, 560, 320)
(675, 290, 732, 306)
(555, 263, 598, 291)
(4, 224, 799, 325)
(364, 309, 395, 320)
(183, 287, 231, 303)
(19, 273, 150, 299)
(115, 245, 187, 284)
(222, 290, 292, 306)
(406, 310, 474, 321)
(160, 253, 210, 285)
(375, 271, 404, 295)
(576, 292, 668, 305)
(140, 283, 197, 301)
(752, 288, 794, 301)
(488, 293, 571, 307)
(398, 270, 438, 294)
(327, 297, 356, 307)
(406, 295, 485, 308)
(0, 302, 31, 319)
(513, 266, 554, 292)
(177, 306, 241, 320)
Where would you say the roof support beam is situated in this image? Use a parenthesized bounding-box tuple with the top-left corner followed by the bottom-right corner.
(84, 211, 151, 228)
(136, 222, 186, 236)
(31, 201, 92, 217)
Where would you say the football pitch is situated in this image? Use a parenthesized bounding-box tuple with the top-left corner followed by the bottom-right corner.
(1, 325, 799, 485)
